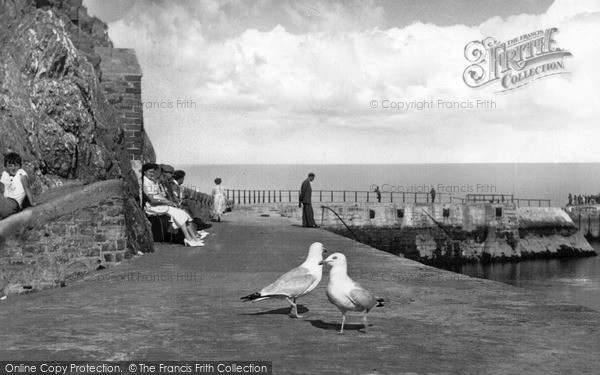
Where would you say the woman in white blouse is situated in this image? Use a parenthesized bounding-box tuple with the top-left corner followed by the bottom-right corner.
(1, 152, 35, 220)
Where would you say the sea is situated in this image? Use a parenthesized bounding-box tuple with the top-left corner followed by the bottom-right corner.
(449, 244, 600, 311)
(179, 163, 600, 311)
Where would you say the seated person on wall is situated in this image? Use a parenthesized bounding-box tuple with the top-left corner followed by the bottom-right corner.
(142, 163, 204, 247)
(159, 164, 177, 202)
(0, 152, 35, 220)
(170, 169, 212, 230)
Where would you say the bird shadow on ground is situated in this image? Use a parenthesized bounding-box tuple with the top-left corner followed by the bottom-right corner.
(306, 319, 367, 332)
(240, 306, 309, 316)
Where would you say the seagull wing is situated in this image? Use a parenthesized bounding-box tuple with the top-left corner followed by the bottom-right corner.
(348, 287, 379, 311)
(260, 266, 317, 298)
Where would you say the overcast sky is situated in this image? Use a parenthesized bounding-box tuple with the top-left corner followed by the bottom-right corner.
(83, 0, 600, 164)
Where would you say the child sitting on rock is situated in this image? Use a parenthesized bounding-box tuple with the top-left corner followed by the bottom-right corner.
(0, 152, 35, 220)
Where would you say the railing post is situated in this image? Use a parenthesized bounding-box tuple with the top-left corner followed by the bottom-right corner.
(243, 190, 246, 204)
(320, 190, 322, 202)
(355, 191, 357, 202)
(331, 190, 333, 202)
(343, 191, 346, 202)
(232, 190, 235, 205)
(279, 190, 282, 202)
(367, 192, 369, 203)
(403, 193, 405, 203)
(289, 190, 291, 202)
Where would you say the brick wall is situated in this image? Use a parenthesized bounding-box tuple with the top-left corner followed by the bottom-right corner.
(96, 47, 150, 162)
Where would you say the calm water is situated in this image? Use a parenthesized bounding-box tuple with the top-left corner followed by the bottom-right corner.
(178, 163, 600, 310)
(442, 244, 600, 311)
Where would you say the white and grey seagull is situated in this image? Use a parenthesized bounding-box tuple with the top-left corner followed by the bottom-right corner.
(241, 242, 326, 318)
(320, 252, 385, 333)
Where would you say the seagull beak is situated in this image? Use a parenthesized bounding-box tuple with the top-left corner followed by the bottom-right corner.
(318, 260, 326, 265)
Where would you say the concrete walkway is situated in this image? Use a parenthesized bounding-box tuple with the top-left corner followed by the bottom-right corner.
(1, 208, 599, 374)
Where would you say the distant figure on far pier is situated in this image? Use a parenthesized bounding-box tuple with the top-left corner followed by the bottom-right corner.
(299, 173, 318, 228)
(430, 188, 436, 203)
(568, 193, 573, 206)
(374, 186, 381, 203)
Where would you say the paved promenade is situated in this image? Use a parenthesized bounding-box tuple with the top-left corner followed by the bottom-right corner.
(1, 208, 600, 374)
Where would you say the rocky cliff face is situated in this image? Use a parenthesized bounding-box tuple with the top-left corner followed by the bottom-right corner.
(0, 0, 157, 294)
(0, 0, 153, 192)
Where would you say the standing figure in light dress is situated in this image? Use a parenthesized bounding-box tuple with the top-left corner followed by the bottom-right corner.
(212, 177, 226, 222)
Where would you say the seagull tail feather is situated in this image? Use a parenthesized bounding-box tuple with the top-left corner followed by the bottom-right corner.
(241, 292, 268, 302)
(375, 298, 385, 307)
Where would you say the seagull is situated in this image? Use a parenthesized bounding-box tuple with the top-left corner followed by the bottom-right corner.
(241, 242, 326, 318)
(320, 252, 385, 333)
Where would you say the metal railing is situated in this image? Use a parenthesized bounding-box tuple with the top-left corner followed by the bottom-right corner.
(466, 194, 551, 207)
(321, 205, 361, 243)
(514, 199, 552, 207)
(226, 189, 447, 205)
(226, 190, 552, 207)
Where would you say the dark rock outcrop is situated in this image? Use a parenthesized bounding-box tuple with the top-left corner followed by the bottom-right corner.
(0, 0, 142, 193)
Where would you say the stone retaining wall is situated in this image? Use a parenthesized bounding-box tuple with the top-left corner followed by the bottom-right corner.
(0, 180, 153, 296)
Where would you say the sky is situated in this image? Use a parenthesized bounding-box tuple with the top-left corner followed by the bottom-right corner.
(83, 0, 600, 165)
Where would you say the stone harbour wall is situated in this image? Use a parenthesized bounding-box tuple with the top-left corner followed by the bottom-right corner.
(278, 202, 596, 264)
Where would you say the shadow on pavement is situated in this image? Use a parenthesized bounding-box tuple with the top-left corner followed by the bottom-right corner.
(307, 319, 368, 332)
(240, 305, 309, 316)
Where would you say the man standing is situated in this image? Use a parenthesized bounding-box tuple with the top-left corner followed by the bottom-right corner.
(299, 173, 318, 228)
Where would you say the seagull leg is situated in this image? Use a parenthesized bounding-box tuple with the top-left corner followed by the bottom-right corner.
(339, 313, 346, 334)
(363, 312, 369, 333)
(286, 297, 305, 318)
